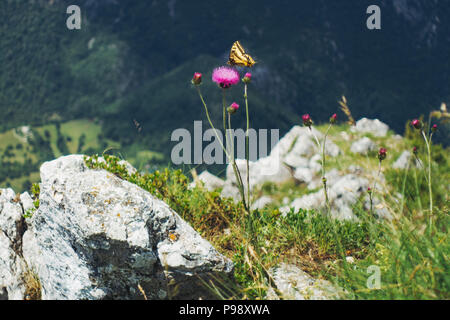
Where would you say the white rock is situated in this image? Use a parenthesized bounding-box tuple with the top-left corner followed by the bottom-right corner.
(283, 154, 309, 169)
(267, 263, 341, 300)
(22, 155, 233, 300)
(308, 154, 322, 173)
(350, 137, 377, 155)
(393, 151, 411, 169)
(251, 196, 274, 211)
(351, 118, 389, 137)
(293, 168, 314, 183)
(288, 192, 325, 213)
(225, 157, 292, 193)
(0, 189, 28, 300)
(287, 173, 369, 220)
(20, 192, 34, 213)
(307, 169, 340, 190)
(191, 170, 225, 191)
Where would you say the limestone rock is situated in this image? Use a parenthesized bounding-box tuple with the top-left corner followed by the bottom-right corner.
(293, 168, 314, 184)
(351, 118, 389, 137)
(251, 196, 274, 211)
(22, 155, 233, 300)
(190, 170, 225, 191)
(0, 189, 28, 300)
(266, 263, 340, 300)
(392, 151, 412, 169)
(350, 137, 377, 155)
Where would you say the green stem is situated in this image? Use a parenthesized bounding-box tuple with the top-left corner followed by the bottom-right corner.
(413, 153, 429, 185)
(399, 159, 411, 215)
(371, 160, 382, 210)
(413, 168, 423, 212)
(244, 84, 250, 210)
(222, 89, 248, 212)
(196, 87, 229, 158)
(310, 126, 331, 215)
(421, 130, 433, 233)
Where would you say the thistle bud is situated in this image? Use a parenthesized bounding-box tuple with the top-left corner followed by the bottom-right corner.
(431, 124, 437, 133)
(413, 146, 418, 155)
(367, 187, 372, 194)
(378, 147, 387, 161)
(242, 72, 252, 84)
(302, 114, 313, 127)
(330, 113, 337, 124)
(227, 102, 239, 114)
(192, 72, 202, 85)
(411, 119, 422, 130)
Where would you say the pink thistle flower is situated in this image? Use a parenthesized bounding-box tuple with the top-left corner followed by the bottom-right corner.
(411, 119, 422, 130)
(242, 72, 252, 84)
(302, 114, 313, 127)
(378, 147, 387, 161)
(212, 66, 240, 89)
(432, 124, 437, 132)
(192, 72, 202, 85)
(330, 113, 337, 124)
(413, 146, 418, 155)
(227, 102, 239, 114)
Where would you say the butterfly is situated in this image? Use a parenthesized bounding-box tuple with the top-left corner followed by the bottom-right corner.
(228, 41, 256, 67)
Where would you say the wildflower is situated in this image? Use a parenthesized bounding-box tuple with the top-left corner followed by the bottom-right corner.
(367, 187, 372, 193)
(302, 114, 313, 127)
(411, 119, 422, 130)
(413, 146, 418, 155)
(432, 124, 437, 133)
(192, 72, 202, 85)
(227, 102, 239, 114)
(242, 72, 252, 84)
(330, 113, 337, 124)
(212, 66, 240, 89)
(378, 147, 387, 161)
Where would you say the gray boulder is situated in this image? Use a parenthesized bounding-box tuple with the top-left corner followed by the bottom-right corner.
(0, 189, 28, 300)
(293, 168, 314, 184)
(350, 137, 377, 155)
(225, 157, 292, 195)
(251, 196, 274, 211)
(283, 173, 369, 220)
(22, 155, 233, 300)
(266, 263, 341, 300)
(351, 118, 389, 137)
(190, 170, 225, 191)
(392, 150, 412, 169)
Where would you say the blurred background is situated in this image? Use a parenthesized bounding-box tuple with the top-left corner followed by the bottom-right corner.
(0, 0, 449, 191)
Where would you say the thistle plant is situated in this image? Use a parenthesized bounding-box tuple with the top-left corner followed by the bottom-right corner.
(302, 113, 337, 214)
(192, 68, 249, 213)
(242, 73, 252, 209)
(410, 119, 436, 233)
(368, 147, 387, 215)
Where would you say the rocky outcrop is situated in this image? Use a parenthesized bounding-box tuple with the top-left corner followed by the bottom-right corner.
(351, 118, 389, 137)
(1, 155, 234, 300)
(221, 125, 341, 201)
(281, 172, 373, 220)
(251, 196, 274, 211)
(0, 189, 29, 300)
(189, 170, 225, 191)
(350, 137, 377, 155)
(266, 263, 341, 300)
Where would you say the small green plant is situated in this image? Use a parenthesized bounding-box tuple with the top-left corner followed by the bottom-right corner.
(301, 113, 337, 214)
(23, 182, 40, 218)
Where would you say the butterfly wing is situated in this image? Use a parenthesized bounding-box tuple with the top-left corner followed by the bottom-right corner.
(228, 41, 256, 67)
